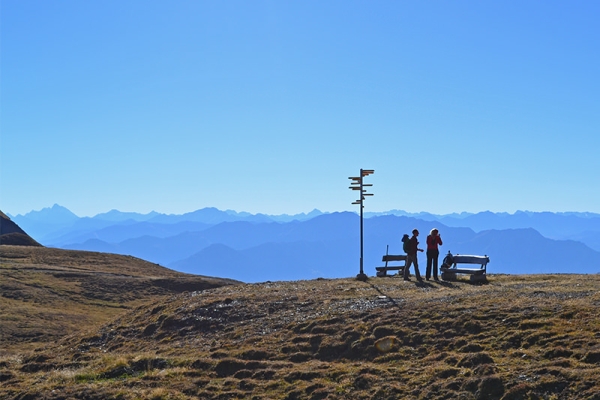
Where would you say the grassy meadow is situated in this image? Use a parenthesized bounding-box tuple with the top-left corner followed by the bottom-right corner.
(1, 246, 598, 399)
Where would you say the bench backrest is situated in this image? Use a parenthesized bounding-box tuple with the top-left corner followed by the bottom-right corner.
(382, 255, 407, 262)
(452, 255, 489, 265)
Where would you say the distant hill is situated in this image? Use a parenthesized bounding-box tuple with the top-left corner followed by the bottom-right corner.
(437, 210, 600, 245)
(170, 240, 356, 282)
(60, 213, 600, 281)
(45, 220, 213, 246)
(368, 210, 600, 251)
(439, 210, 600, 234)
(170, 215, 600, 281)
(0, 211, 41, 246)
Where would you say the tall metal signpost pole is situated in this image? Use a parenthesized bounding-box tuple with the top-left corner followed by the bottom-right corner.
(349, 169, 374, 281)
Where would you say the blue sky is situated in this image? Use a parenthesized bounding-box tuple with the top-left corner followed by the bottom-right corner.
(2, 1, 599, 217)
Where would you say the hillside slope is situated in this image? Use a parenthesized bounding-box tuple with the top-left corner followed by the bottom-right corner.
(0, 245, 239, 355)
(0, 211, 41, 246)
(1, 274, 599, 399)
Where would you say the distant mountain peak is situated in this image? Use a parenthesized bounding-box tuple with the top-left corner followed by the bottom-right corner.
(21, 204, 79, 222)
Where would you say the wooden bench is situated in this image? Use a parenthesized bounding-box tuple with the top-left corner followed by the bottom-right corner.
(375, 249, 407, 277)
(440, 252, 489, 282)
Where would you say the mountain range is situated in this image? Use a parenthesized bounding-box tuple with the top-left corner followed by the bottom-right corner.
(8, 204, 600, 282)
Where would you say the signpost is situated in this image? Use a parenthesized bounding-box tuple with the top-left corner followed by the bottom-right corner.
(349, 169, 374, 281)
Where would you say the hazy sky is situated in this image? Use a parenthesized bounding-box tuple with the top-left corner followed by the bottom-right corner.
(2, 1, 599, 217)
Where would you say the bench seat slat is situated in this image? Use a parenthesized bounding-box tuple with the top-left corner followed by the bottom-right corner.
(441, 268, 485, 275)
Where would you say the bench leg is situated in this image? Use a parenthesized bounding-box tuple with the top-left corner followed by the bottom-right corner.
(470, 274, 487, 283)
(441, 271, 456, 281)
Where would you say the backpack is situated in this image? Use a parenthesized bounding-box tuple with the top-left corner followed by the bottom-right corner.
(401, 234, 410, 253)
(442, 252, 454, 267)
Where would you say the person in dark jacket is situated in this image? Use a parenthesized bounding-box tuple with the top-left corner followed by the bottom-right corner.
(426, 228, 443, 281)
(403, 229, 424, 281)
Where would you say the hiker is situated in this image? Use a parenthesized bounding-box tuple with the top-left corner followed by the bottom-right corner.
(426, 228, 443, 281)
(403, 229, 424, 281)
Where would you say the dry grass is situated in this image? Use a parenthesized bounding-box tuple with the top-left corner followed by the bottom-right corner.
(1, 266, 599, 399)
(0, 245, 238, 355)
